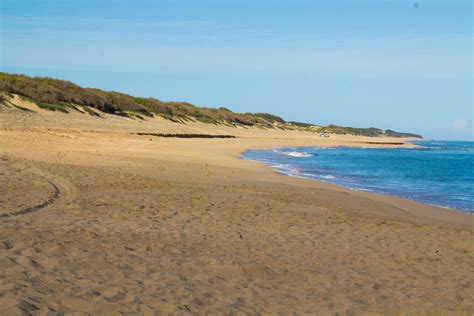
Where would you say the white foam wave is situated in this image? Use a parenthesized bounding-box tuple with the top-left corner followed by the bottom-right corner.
(288, 169, 301, 175)
(319, 175, 336, 179)
(287, 151, 313, 158)
(272, 149, 314, 157)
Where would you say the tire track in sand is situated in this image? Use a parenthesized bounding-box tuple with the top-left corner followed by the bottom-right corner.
(0, 167, 76, 218)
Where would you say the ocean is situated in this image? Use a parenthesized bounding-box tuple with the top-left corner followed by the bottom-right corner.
(243, 140, 474, 213)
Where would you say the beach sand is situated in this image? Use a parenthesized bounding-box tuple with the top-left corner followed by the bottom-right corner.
(0, 104, 473, 314)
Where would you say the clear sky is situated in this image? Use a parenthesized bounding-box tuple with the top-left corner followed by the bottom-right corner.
(1, 0, 472, 140)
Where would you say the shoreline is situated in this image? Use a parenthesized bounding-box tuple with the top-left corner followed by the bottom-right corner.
(249, 156, 472, 216)
(228, 142, 472, 230)
(240, 145, 473, 216)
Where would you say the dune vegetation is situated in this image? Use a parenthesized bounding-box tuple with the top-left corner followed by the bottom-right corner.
(0, 72, 422, 138)
(318, 125, 422, 138)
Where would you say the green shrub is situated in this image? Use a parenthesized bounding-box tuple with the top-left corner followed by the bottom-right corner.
(36, 102, 69, 113)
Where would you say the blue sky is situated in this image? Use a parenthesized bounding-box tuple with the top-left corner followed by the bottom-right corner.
(1, 0, 472, 140)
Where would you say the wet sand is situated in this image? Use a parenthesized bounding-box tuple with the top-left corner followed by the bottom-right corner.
(0, 103, 472, 314)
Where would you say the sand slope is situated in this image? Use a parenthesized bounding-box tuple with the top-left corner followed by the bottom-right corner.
(0, 105, 472, 314)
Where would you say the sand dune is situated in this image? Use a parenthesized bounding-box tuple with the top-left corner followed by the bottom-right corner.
(0, 105, 472, 314)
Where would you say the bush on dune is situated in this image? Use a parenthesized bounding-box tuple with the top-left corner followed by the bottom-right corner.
(0, 73, 284, 127)
(0, 72, 422, 138)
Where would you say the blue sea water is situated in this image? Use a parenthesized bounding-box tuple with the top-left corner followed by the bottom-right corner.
(243, 141, 474, 213)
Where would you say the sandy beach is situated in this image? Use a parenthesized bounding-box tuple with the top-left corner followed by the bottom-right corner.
(1, 104, 473, 314)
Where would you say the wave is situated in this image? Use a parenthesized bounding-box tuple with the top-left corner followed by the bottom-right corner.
(287, 151, 314, 158)
(273, 149, 314, 158)
(319, 175, 336, 179)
